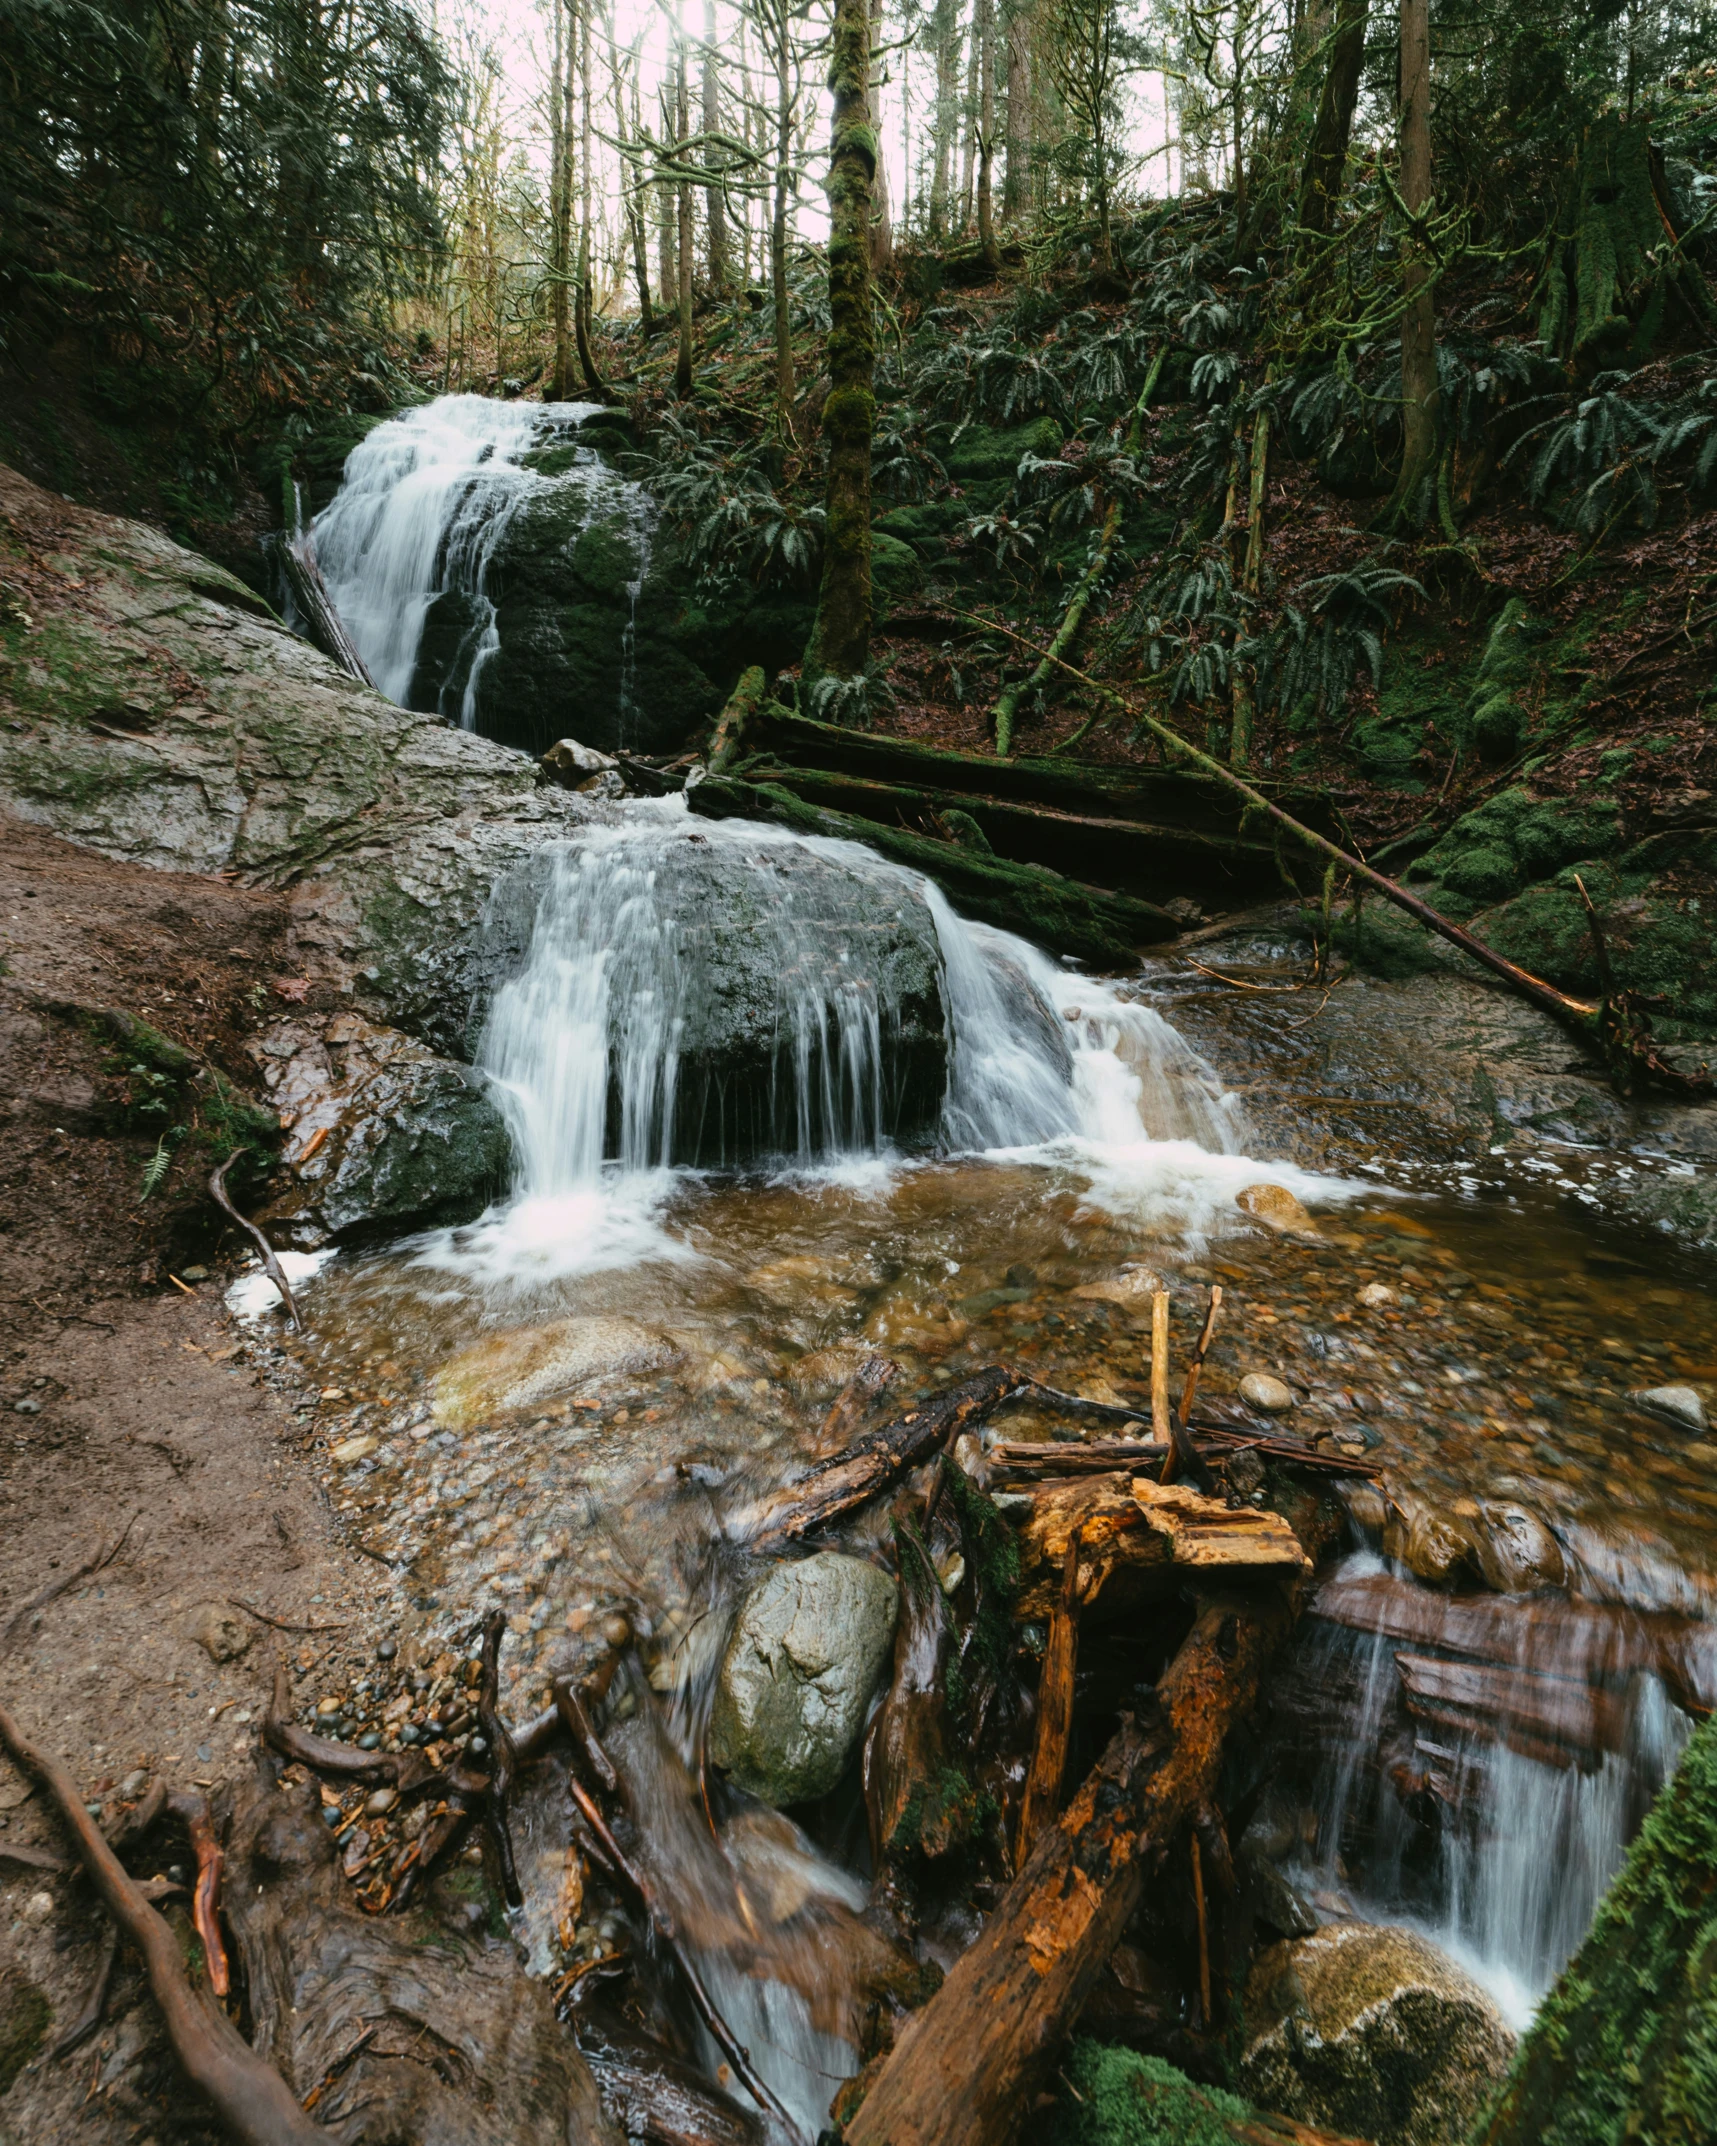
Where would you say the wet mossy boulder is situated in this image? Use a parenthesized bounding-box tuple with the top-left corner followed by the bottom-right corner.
(943, 415, 1064, 484)
(472, 477, 723, 758)
(1462, 600, 1555, 762)
(1047, 2045, 1274, 2146)
(1409, 788, 1623, 909)
(871, 529, 923, 609)
(875, 498, 967, 554)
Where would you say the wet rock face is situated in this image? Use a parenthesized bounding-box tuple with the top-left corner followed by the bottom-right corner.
(478, 829, 951, 1164)
(473, 485, 722, 759)
(707, 1554, 899, 1807)
(1240, 1921, 1515, 2146)
(254, 1011, 512, 1245)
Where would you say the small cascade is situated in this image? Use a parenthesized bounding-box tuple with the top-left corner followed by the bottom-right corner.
(306, 394, 651, 729)
(1277, 1552, 1717, 2023)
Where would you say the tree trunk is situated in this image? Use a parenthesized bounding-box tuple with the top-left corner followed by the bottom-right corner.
(1003, 0, 1030, 218)
(674, 31, 694, 399)
(702, 0, 728, 286)
(1297, 0, 1369, 234)
(869, 0, 894, 269)
(619, 53, 657, 335)
(959, 25, 979, 231)
(928, 0, 959, 236)
(803, 0, 876, 687)
(549, 0, 572, 398)
(844, 1590, 1296, 2146)
(575, 0, 606, 396)
(657, 83, 675, 318)
(975, 0, 999, 267)
(771, 2, 796, 432)
(1383, 0, 1438, 525)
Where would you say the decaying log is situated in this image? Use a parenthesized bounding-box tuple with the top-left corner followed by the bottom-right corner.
(707, 663, 769, 773)
(842, 1588, 1297, 2146)
(819, 1354, 899, 1455)
(737, 1366, 1028, 1547)
(276, 531, 376, 687)
(864, 1519, 962, 1862)
(1016, 1528, 1081, 1864)
(689, 777, 1178, 966)
(576, 2011, 766, 2146)
(990, 1434, 1382, 1482)
(223, 1774, 620, 2143)
(0, 1694, 325, 2146)
(1011, 1473, 1310, 1617)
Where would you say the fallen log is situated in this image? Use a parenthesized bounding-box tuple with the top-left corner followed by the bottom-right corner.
(954, 610, 1715, 1098)
(864, 1518, 966, 1862)
(0, 1693, 325, 2146)
(687, 777, 1179, 965)
(1016, 1528, 1081, 1863)
(735, 1365, 1028, 1547)
(842, 1587, 1298, 2146)
(276, 531, 377, 688)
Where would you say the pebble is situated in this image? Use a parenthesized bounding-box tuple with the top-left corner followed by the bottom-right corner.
(1356, 1283, 1398, 1310)
(365, 1788, 399, 1817)
(1240, 1372, 1296, 1414)
(13, 1399, 40, 1415)
(121, 1771, 148, 1798)
(331, 1434, 379, 1465)
(21, 1891, 54, 1925)
(179, 1264, 210, 1282)
(376, 1639, 398, 1661)
(1632, 1385, 1709, 1433)
(601, 1612, 632, 1648)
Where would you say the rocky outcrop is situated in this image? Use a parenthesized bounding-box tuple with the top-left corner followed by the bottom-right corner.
(707, 1554, 899, 1807)
(1240, 1921, 1516, 2146)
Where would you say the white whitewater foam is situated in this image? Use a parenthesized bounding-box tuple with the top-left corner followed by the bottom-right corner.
(225, 1247, 338, 1323)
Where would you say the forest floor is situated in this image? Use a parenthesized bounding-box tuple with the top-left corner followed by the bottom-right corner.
(0, 817, 385, 2144)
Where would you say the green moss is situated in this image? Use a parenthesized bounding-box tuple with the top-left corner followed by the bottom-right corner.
(1411, 789, 1623, 906)
(1049, 2046, 1255, 2146)
(943, 416, 1064, 483)
(0, 1969, 51, 2095)
(1475, 1712, 1717, 2146)
(874, 499, 966, 552)
(871, 530, 923, 608)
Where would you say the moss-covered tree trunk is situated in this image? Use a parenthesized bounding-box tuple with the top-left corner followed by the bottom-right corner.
(574, 0, 606, 398)
(803, 0, 876, 688)
(548, 0, 573, 400)
(1471, 1711, 1717, 2146)
(1296, 0, 1368, 234)
(771, 7, 797, 431)
(674, 29, 695, 400)
(1383, 0, 1438, 526)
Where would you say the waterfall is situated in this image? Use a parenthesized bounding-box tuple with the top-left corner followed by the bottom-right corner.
(305, 394, 652, 728)
(428, 799, 1339, 1284)
(1284, 1552, 1715, 2026)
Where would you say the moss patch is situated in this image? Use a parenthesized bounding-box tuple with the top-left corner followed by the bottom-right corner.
(0, 1968, 51, 2095)
(1049, 2045, 1256, 2146)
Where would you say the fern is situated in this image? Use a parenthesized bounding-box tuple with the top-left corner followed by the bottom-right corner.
(1504, 369, 1667, 534)
(140, 1128, 181, 1201)
(1252, 564, 1425, 726)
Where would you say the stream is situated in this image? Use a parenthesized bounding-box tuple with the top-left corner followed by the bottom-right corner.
(254, 396, 1717, 2132)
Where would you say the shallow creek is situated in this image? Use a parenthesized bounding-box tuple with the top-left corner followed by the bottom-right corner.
(232, 802, 1717, 2121)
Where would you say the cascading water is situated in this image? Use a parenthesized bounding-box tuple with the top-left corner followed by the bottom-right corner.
(306, 394, 654, 731)
(1277, 1550, 1717, 2025)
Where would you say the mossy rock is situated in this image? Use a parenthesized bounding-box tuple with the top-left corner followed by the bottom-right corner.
(1481, 862, 1717, 1034)
(1410, 789, 1623, 906)
(1047, 2045, 1258, 2146)
(943, 415, 1064, 483)
(874, 498, 967, 553)
(871, 529, 924, 610)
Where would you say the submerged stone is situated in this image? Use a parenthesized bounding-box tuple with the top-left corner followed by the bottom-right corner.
(1631, 1383, 1708, 1432)
(1240, 1921, 1515, 2146)
(431, 1315, 678, 1430)
(707, 1553, 898, 1806)
(1237, 1182, 1322, 1240)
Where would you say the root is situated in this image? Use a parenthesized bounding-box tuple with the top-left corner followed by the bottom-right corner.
(210, 1154, 301, 1329)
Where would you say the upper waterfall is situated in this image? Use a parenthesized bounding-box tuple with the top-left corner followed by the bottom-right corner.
(307, 395, 660, 748)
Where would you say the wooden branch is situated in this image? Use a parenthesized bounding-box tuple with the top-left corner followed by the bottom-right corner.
(1016, 1527, 1080, 1865)
(166, 1790, 229, 1999)
(45, 1920, 120, 2060)
(476, 1608, 523, 1907)
(210, 1156, 300, 1330)
(1179, 1288, 1223, 1422)
(229, 1597, 348, 1635)
(264, 1655, 437, 1789)
(0, 1694, 323, 2146)
(843, 1588, 1297, 2146)
(277, 534, 376, 688)
(736, 1366, 1027, 1546)
(817, 1354, 898, 1455)
(1149, 1290, 1172, 1444)
(1191, 1831, 1212, 2024)
(990, 1434, 1381, 1482)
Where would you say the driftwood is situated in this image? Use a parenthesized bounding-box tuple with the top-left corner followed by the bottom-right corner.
(222, 1773, 619, 2143)
(475, 1607, 523, 1906)
(277, 532, 377, 687)
(0, 1694, 325, 2146)
(576, 2011, 766, 2146)
(843, 1588, 1298, 2146)
(989, 1434, 1382, 1481)
(210, 1154, 301, 1329)
(689, 777, 1178, 966)
(818, 1353, 899, 1455)
(1015, 1528, 1080, 1864)
(736, 1365, 1028, 1546)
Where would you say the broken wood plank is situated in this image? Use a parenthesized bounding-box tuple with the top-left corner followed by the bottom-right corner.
(1132, 1481, 1311, 1573)
(841, 1587, 1300, 2146)
(1012, 1473, 1169, 1620)
(736, 1366, 1028, 1547)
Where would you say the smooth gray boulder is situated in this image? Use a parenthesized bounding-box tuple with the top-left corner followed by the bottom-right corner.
(1241, 1921, 1515, 2146)
(706, 1554, 898, 1807)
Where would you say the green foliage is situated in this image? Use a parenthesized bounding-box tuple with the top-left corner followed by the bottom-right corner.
(644, 409, 826, 595)
(1251, 563, 1425, 727)
(1048, 2045, 1255, 2146)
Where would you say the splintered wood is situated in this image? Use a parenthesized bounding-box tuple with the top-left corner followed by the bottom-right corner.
(1014, 1473, 1310, 1615)
(1132, 1480, 1312, 1574)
